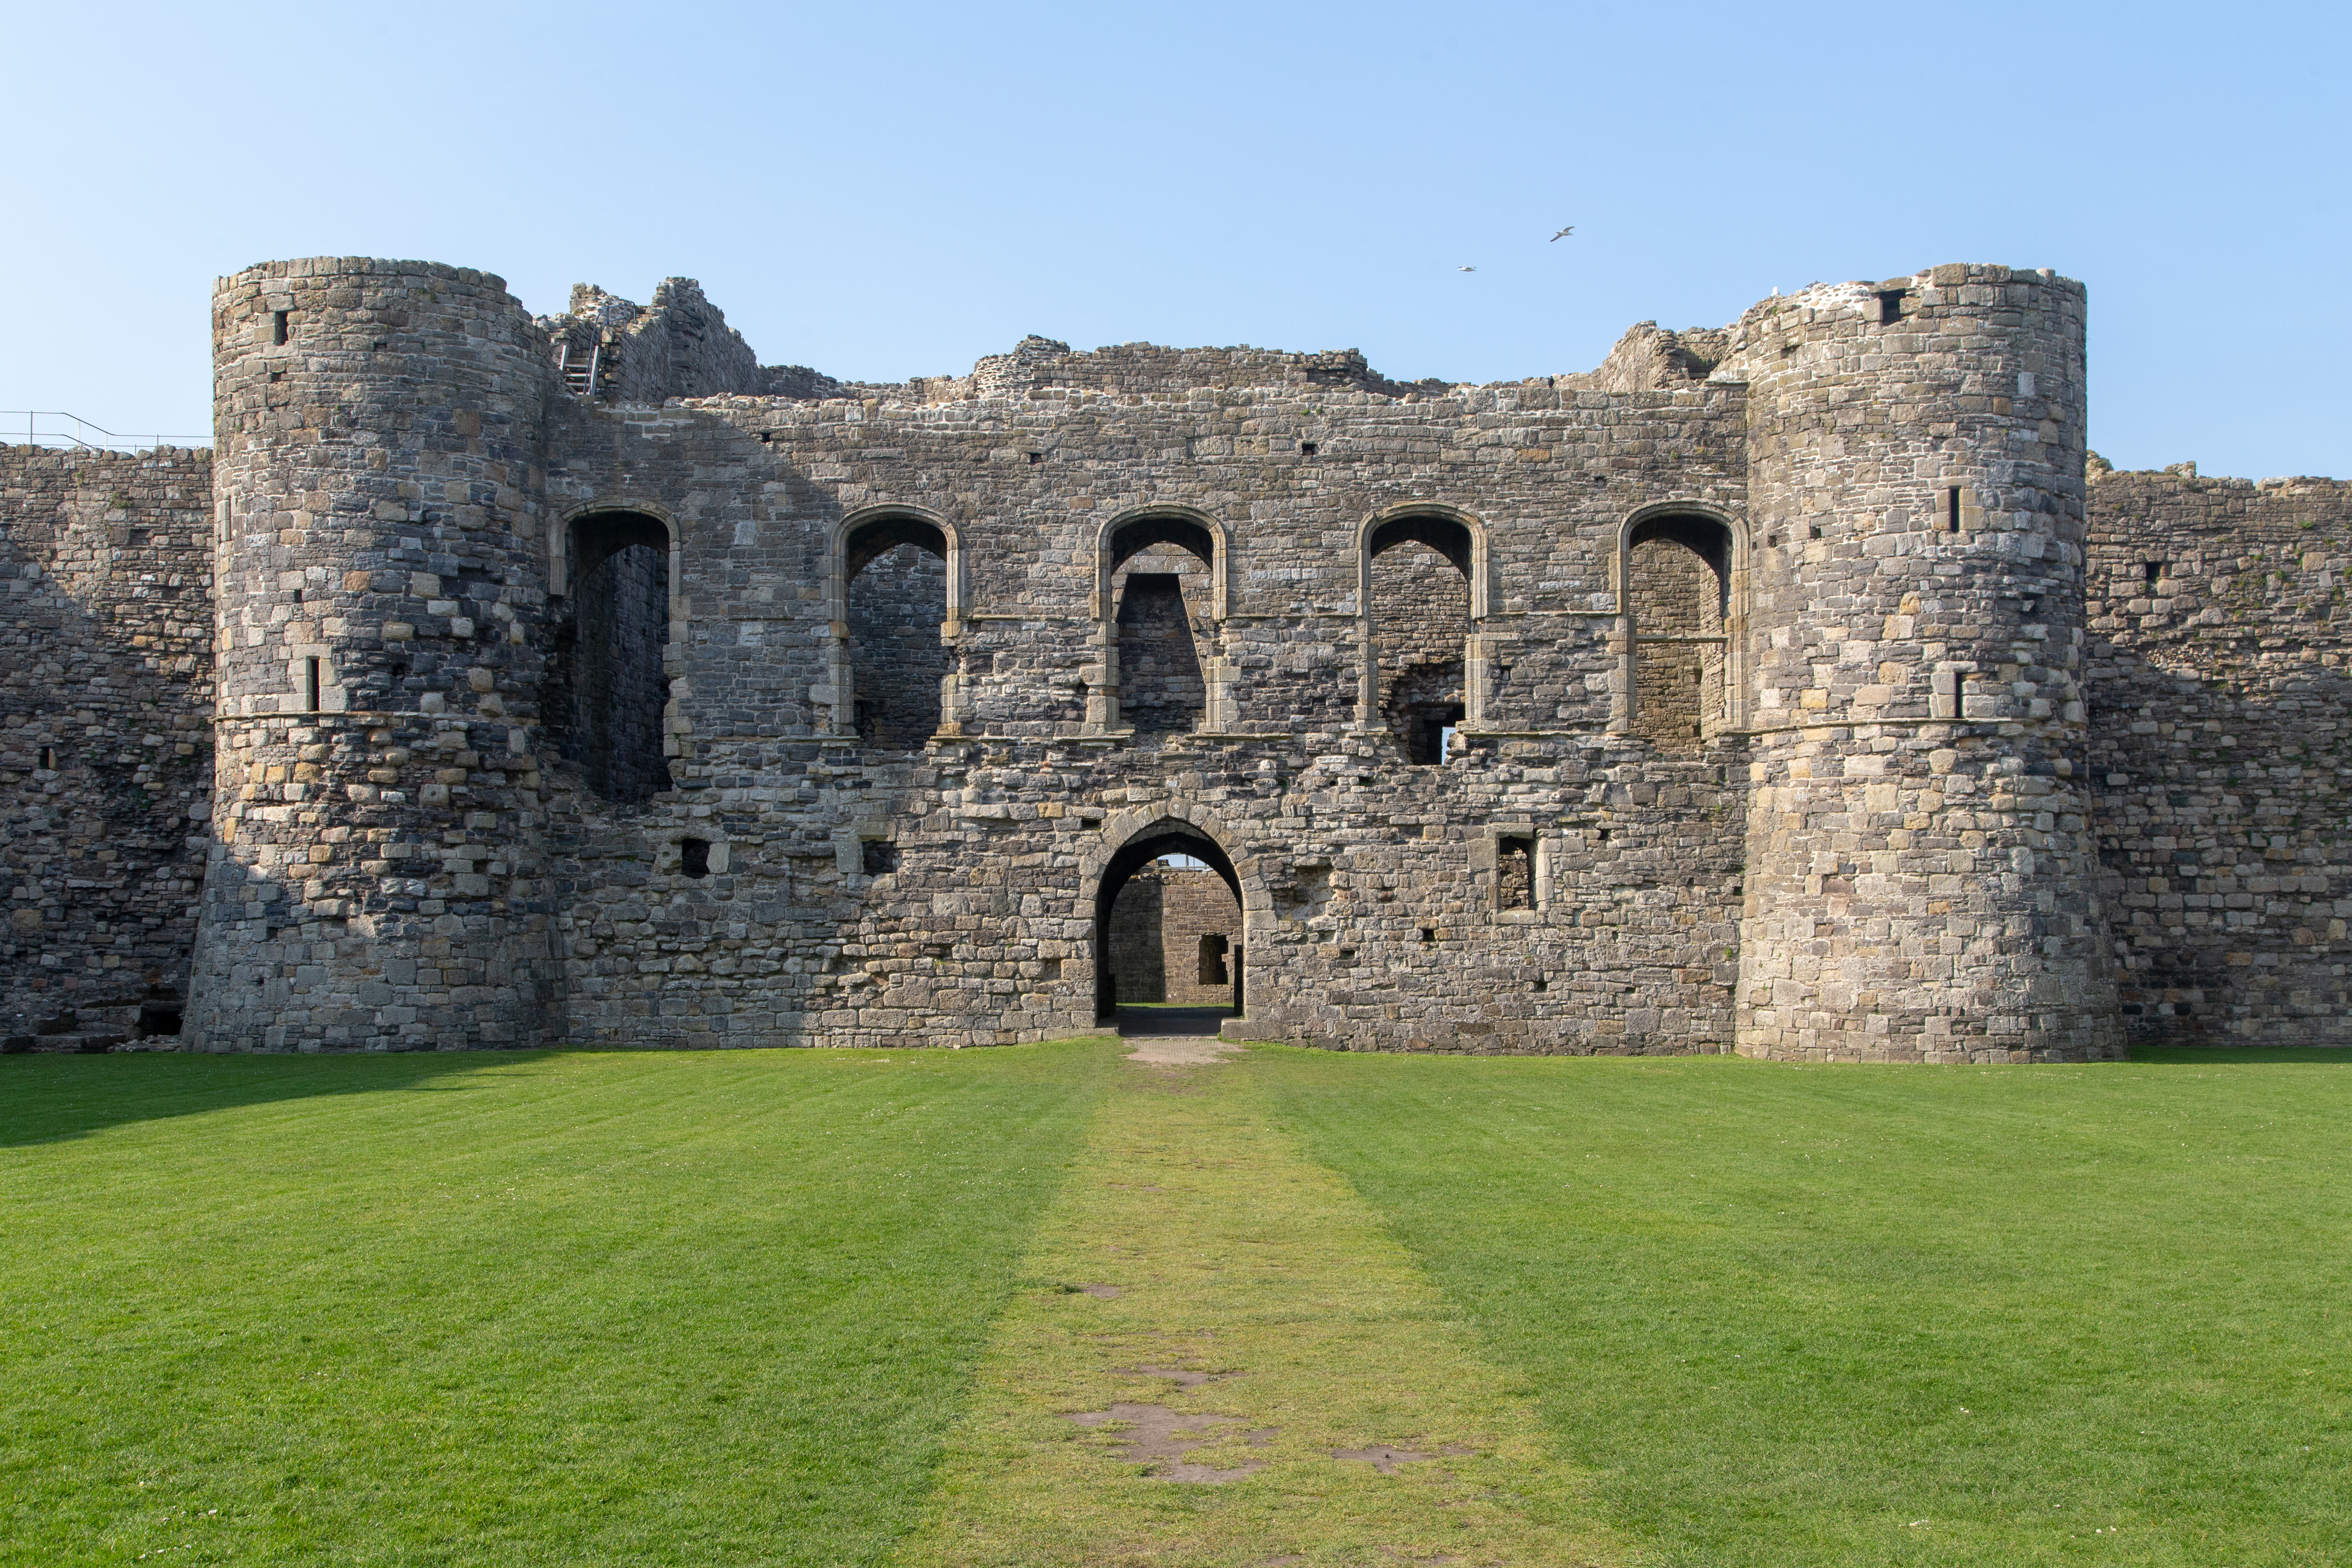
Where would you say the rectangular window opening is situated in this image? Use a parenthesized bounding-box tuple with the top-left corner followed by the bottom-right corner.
(1299, 441, 1318, 457)
(38, 746, 55, 771)
(1496, 835, 1535, 912)
(2144, 561, 2165, 589)
(1877, 290, 1906, 325)
(272, 310, 290, 346)
(304, 657, 321, 712)
(680, 837, 711, 878)
(1945, 488, 1964, 534)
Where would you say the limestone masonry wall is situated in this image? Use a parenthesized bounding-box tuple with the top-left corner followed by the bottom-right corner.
(3, 254, 2342, 1056)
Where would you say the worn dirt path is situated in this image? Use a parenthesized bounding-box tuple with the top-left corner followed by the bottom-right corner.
(892, 1039, 1616, 1567)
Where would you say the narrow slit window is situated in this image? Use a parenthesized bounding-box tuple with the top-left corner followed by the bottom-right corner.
(1945, 488, 1964, 534)
(38, 746, 55, 771)
(273, 311, 290, 346)
(304, 658, 321, 712)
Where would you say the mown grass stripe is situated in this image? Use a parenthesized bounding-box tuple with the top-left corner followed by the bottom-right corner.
(897, 1044, 1619, 1567)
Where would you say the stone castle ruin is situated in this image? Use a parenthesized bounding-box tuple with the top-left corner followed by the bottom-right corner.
(4, 255, 2349, 1059)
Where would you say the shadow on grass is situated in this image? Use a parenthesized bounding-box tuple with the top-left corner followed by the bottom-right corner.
(0, 1050, 533, 1149)
(2129, 1044, 2352, 1064)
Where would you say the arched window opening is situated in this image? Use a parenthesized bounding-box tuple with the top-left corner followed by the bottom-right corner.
(1369, 514, 1473, 765)
(1108, 516, 1216, 737)
(556, 511, 673, 803)
(1096, 835, 1244, 1027)
(846, 514, 952, 750)
(1627, 514, 1731, 751)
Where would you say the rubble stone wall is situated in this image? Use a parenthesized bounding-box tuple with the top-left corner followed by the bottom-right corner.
(0, 446, 215, 1019)
(2084, 466, 2352, 1045)
(1107, 866, 1241, 1006)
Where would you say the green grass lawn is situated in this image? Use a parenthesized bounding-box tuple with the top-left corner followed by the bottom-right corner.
(1254, 1045, 2352, 1567)
(7, 1041, 2346, 1566)
(0, 1044, 1116, 1567)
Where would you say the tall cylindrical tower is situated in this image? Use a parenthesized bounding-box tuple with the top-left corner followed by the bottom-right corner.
(185, 258, 558, 1050)
(1730, 265, 2122, 1062)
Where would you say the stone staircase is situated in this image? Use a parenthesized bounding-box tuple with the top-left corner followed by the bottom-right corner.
(1, 995, 183, 1054)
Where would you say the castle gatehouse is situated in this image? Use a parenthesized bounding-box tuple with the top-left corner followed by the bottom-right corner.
(5, 258, 2348, 1059)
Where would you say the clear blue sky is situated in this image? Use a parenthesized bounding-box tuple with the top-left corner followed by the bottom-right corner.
(7, 1, 2345, 478)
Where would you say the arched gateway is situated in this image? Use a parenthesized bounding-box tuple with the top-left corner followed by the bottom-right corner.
(1082, 807, 1273, 1028)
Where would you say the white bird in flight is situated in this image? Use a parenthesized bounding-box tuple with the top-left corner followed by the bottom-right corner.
(1457, 265, 1477, 272)
(1550, 225, 1575, 241)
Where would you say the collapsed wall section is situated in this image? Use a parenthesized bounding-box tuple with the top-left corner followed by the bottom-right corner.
(2086, 466, 2352, 1044)
(0, 446, 214, 1026)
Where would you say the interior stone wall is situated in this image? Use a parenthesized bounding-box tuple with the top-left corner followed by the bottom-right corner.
(1106, 865, 1241, 1006)
(1370, 539, 1469, 762)
(1629, 537, 1723, 749)
(847, 542, 950, 750)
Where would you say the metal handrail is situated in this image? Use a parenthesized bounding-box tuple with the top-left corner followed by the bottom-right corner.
(3, 411, 211, 452)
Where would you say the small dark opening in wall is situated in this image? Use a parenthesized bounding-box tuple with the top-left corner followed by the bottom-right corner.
(304, 658, 321, 713)
(1532, 977, 1547, 992)
(1946, 488, 1964, 534)
(37, 746, 55, 771)
(861, 840, 900, 877)
(2144, 561, 2164, 589)
(137, 1002, 182, 1038)
(1877, 290, 1906, 325)
(680, 838, 711, 878)
(1026, 451, 1043, 464)
(1808, 525, 1823, 540)
(1419, 926, 1436, 945)
(759, 431, 773, 442)
(372, 340, 387, 352)
(1597, 827, 1611, 842)
(273, 311, 290, 345)
(292, 588, 303, 605)
(1765, 534, 1779, 549)
(1300, 442, 1318, 457)
(1198, 933, 1230, 985)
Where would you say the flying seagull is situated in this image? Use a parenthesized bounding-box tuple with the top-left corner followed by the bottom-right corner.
(1457, 265, 1477, 272)
(1550, 225, 1575, 241)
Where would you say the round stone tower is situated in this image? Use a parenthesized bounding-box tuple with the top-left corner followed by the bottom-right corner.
(184, 259, 558, 1050)
(1729, 264, 2122, 1062)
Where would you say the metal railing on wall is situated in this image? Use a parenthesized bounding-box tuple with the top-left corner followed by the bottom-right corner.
(3, 412, 211, 452)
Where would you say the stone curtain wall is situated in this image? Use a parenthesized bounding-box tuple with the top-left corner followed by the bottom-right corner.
(847, 542, 950, 749)
(2086, 467, 2352, 1045)
(1370, 540, 1470, 761)
(1114, 571, 1206, 736)
(0, 446, 215, 1018)
(1106, 867, 1241, 1006)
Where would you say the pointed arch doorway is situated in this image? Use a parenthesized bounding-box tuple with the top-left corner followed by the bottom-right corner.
(1090, 816, 1251, 1036)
